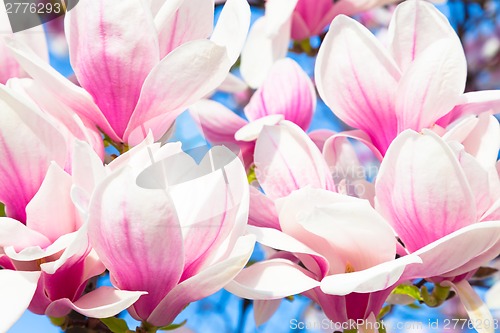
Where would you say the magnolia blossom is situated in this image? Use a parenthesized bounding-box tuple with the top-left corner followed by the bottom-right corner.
(375, 129, 500, 333)
(190, 58, 315, 168)
(315, 0, 500, 156)
(6, 0, 250, 145)
(226, 187, 421, 330)
(87, 139, 255, 327)
(0, 9, 48, 84)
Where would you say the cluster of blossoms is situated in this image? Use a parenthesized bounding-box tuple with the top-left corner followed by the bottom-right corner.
(0, 0, 499, 332)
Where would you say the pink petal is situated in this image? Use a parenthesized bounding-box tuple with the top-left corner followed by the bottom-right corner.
(189, 99, 247, 144)
(155, 0, 214, 57)
(6, 39, 120, 142)
(211, 0, 251, 64)
(147, 234, 255, 327)
(388, 0, 461, 72)
(402, 222, 500, 280)
(254, 299, 281, 326)
(248, 187, 280, 229)
(315, 15, 400, 154)
(395, 41, 467, 132)
(65, 0, 160, 138)
(439, 90, 500, 126)
(264, 0, 298, 37)
(225, 258, 319, 300)
(46, 287, 146, 318)
(25, 163, 78, 242)
(460, 114, 500, 170)
(277, 187, 397, 274)
(292, 0, 334, 40)
(0, 217, 50, 251)
(0, 270, 41, 333)
(88, 166, 185, 320)
(235, 114, 283, 142)
(320, 255, 421, 296)
(375, 130, 476, 252)
(125, 40, 231, 145)
(308, 129, 335, 151)
(247, 225, 329, 278)
(254, 121, 335, 199)
(0, 85, 66, 222)
(240, 16, 290, 88)
(244, 58, 315, 131)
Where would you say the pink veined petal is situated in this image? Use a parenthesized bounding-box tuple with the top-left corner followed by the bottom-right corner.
(244, 58, 315, 131)
(254, 121, 335, 199)
(326, 0, 396, 20)
(5, 38, 120, 142)
(147, 234, 255, 327)
(401, 222, 500, 281)
(291, 11, 311, 41)
(65, 0, 160, 138)
(291, 0, 334, 40)
(308, 129, 335, 152)
(45, 287, 147, 319)
(0, 270, 41, 333)
(254, 299, 281, 326)
(189, 99, 248, 145)
(320, 254, 422, 296)
(248, 187, 280, 230)
(388, 0, 461, 72)
(25, 163, 78, 243)
(235, 114, 284, 142)
(225, 258, 320, 300)
(240, 16, 290, 88)
(438, 90, 500, 127)
(277, 187, 397, 274)
(0, 217, 50, 251)
(125, 40, 231, 145)
(247, 225, 329, 278)
(211, 0, 251, 64)
(461, 114, 500, 170)
(441, 280, 495, 333)
(0, 85, 66, 223)
(395, 41, 467, 132)
(315, 15, 401, 154)
(323, 130, 383, 162)
(88, 166, 185, 321)
(155, 0, 214, 58)
(375, 130, 476, 252)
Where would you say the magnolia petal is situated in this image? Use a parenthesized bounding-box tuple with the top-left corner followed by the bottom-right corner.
(402, 222, 500, 280)
(147, 234, 255, 327)
(240, 16, 290, 88)
(225, 258, 320, 300)
(5, 38, 120, 142)
(396, 41, 467, 132)
(248, 187, 280, 230)
(278, 187, 396, 273)
(235, 115, 284, 142)
(189, 99, 247, 145)
(4, 231, 77, 262)
(65, 0, 160, 138)
(388, 0, 461, 71)
(320, 254, 421, 296)
(265, 0, 298, 37)
(375, 130, 476, 252)
(26, 163, 77, 242)
(126, 40, 231, 145)
(315, 15, 400, 154)
(0, 85, 66, 223)
(247, 225, 329, 277)
(0, 217, 50, 251)
(441, 90, 500, 126)
(460, 114, 500, 170)
(88, 166, 185, 320)
(155, 0, 214, 57)
(244, 58, 315, 131)
(46, 287, 147, 319)
(254, 121, 335, 199)
(0, 270, 41, 333)
(441, 280, 495, 333)
(211, 0, 251, 64)
(254, 299, 281, 326)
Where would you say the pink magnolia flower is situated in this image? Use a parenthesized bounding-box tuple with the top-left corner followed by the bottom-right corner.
(6, 0, 250, 145)
(87, 140, 255, 327)
(225, 187, 421, 329)
(190, 58, 315, 168)
(315, 0, 500, 156)
(0, 9, 48, 84)
(375, 129, 500, 332)
(0, 140, 143, 333)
